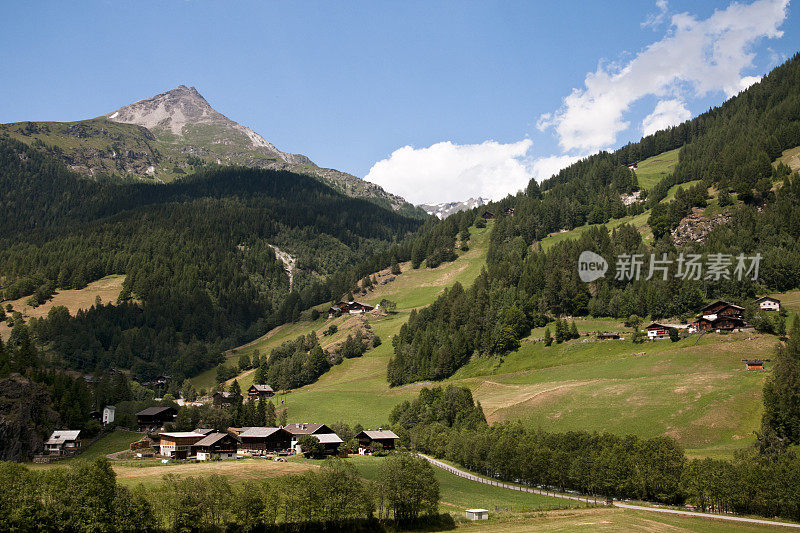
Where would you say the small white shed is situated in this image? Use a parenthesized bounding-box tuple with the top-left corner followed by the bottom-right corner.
(465, 508, 489, 520)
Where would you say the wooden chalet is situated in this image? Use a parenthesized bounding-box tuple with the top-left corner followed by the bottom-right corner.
(158, 431, 206, 459)
(212, 391, 238, 407)
(248, 384, 274, 399)
(693, 301, 746, 332)
(596, 332, 621, 340)
(329, 301, 375, 316)
(44, 430, 81, 456)
(481, 210, 495, 220)
(504, 207, 515, 216)
(136, 406, 177, 432)
(755, 296, 781, 311)
(645, 322, 686, 340)
(356, 429, 399, 451)
(283, 423, 333, 437)
(314, 433, 344, 455)
(284, 423, 335, 451)
(238, 427, 293, 453)
(193, 432, 239, 460)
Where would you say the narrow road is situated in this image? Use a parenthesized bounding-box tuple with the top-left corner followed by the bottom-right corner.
(615, 503, 800, 529)
(419, 454, 603, 505)
(418, 453, 800, 529)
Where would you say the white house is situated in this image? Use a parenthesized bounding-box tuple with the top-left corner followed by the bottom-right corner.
(755, 296, 781, 312)
(466, 509, 489, 520)
(102, 405, 115, 426)
(45, 430, 81, 456)
(645, 323, 687, 340)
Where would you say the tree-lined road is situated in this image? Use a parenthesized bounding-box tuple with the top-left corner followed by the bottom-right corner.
(418, 453, 800, 529)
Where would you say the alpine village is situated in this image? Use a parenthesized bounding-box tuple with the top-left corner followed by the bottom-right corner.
(4, 2, 800, 532)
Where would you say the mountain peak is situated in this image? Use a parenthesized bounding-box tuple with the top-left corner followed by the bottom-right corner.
(107, 84, 223, 136)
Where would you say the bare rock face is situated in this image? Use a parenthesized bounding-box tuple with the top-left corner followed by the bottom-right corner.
(107, 85, 294, 158)
(671, 207, 732, 246)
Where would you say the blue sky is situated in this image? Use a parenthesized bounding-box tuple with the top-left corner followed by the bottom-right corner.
(1, 1, 798, 203)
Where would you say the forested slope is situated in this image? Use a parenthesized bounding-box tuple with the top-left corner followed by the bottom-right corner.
(389, 52, 800, 386)
(0, 138, 424, 381)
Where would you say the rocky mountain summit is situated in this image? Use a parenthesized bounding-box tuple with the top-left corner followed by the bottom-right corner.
(419, 197, 487, 219)
(106, 85, 309, 166)
(0, 85, 423, 216)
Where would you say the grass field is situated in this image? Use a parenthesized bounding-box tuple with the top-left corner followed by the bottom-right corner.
(539, 210, 652, 251)
(459, 507, 796, 532)
(75, 430, 143, 462)
(340, 455, 579, 513)
(634, 148, 680, 190)
(451, 331, 771, 458)
(775, 145, 800, 172)
(0, 274, 125, 341)
(113, 458, 315, 489)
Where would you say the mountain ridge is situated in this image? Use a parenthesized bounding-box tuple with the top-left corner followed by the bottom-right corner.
(0, 85, 425, 218)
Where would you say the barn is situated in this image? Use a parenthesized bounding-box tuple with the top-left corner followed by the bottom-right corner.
(356, 429, 399, 451)
(193, 432, 240, 461)
(693, 301, 746, 332)
(238, 427, 293, 454)
(136, 406, 177, 432)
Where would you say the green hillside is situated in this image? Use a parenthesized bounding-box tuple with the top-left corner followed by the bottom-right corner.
(633, 147, 681, 190)
(219, 216, 784, 459)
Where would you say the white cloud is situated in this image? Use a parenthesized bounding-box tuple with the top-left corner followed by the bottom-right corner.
(642, 0, 669, 29)
(365, 140, 588, 204)
(642, 99, 692, 136)
(528, 154, 586, 182)
(539, 0, 788, 153)
(365, 140, 535, 205)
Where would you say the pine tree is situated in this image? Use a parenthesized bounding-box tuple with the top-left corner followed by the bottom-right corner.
(544, 327, 553, 347)
(569, 321, 579, 340)
(555, 319, 565, 344)
(265, 400, 277, 426)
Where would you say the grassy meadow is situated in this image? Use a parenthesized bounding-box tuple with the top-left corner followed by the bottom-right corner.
(633, 147, 681, 190)
(0, 274, 125, 341)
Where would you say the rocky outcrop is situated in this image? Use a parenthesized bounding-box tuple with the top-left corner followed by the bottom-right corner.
(0, 374, 60, 461)
(671, 207, 731, 246)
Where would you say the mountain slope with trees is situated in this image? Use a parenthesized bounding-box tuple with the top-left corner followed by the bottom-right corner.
(0, 137, 423, 382)
(0, 85, 426, 218)
(389, 52, 800, 386)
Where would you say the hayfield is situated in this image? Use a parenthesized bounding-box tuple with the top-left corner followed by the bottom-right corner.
(634, 147, 680, 190)
(459, 507, 794, 532)
(113, 458, 316, 489)
(0, 274, 125, 341)
(775, 145, 800, 172)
